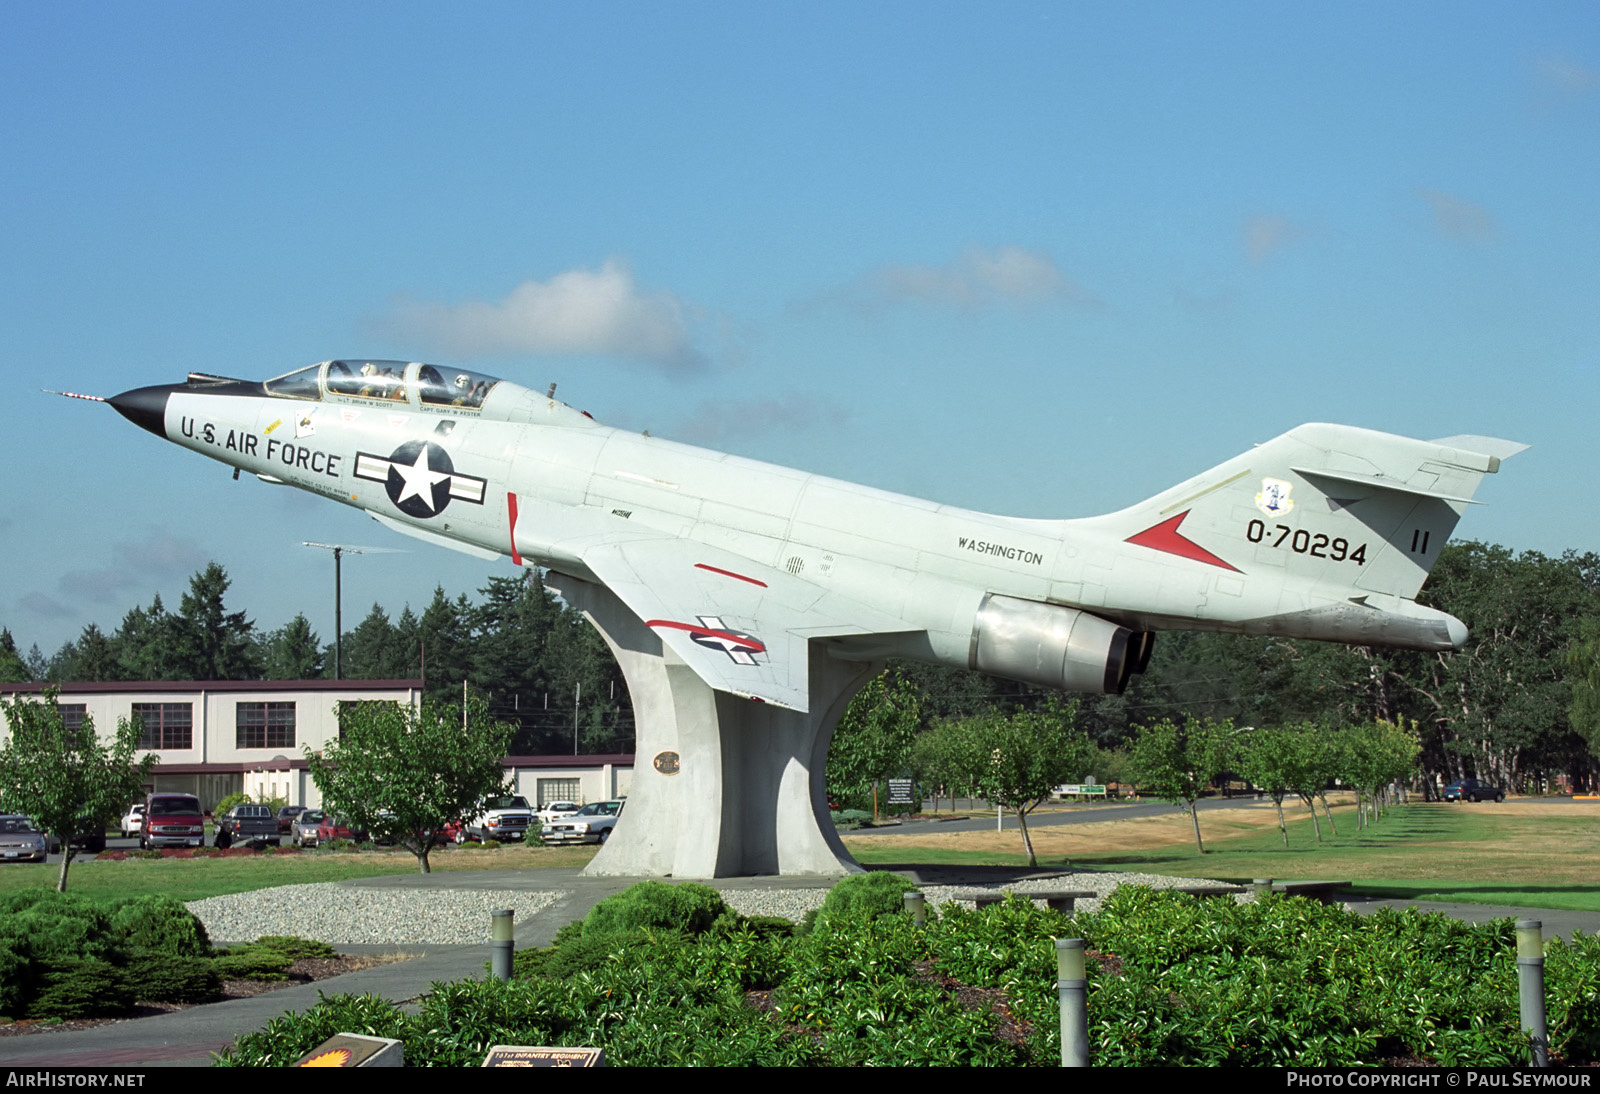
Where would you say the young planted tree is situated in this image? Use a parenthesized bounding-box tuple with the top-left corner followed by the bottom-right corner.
(0, 689, 157, 891)
(1128, 715, 1236, 853)
(1337, 717, 1422, 828)
(936, 703, 1095, 866)
(826, 670, 921, 816)
(305, 694, 515, 873)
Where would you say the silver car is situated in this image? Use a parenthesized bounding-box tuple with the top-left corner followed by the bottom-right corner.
(291, 809, 327, 848)
(0, 815, 48, 863)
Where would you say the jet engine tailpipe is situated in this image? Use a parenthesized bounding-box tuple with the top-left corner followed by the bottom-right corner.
(970, 594, 1140, 695)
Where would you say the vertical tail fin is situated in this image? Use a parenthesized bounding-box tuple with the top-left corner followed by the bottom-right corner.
(1083, 424, 1524, 649)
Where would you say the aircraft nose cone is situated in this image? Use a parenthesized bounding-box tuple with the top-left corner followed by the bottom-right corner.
(108, 385, 178, 438)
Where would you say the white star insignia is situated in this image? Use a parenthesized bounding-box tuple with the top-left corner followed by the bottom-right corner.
(390, 446, 450, 512)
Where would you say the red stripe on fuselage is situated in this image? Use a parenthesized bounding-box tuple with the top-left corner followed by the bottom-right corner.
(694, 562, 767, 587)
(1125, 511, 1241, 572)
(645, 619, 767, 653)
(507, 492, 523, 566)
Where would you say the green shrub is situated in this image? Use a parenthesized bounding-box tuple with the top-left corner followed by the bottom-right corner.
(213, 948, 295, 982)
(0, 938, 26, 1017)
(805, 871, 920, 934)
(124, 955, 221, 1004)
(2, 892, 118, 964)
(214, 792, 252, 816)
(110, 894, 212, 958)
(581, 881, 728, 937)
(28, 959, 131, 1020)
(252, 936, 337, 960)
(512, 927, 672, 981)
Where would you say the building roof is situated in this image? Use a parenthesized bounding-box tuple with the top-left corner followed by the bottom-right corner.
(0, 679, 423, 695)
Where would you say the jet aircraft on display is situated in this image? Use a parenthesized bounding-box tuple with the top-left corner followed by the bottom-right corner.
(103, 362, 1523, 712)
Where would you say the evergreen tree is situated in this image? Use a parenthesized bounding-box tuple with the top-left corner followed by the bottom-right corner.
(112, 595, 184, 680)
(0, 629, 30, 683)
(261, 614, 324, 680)
(171, 563, 262, 680)
(48, 624, 121, 682)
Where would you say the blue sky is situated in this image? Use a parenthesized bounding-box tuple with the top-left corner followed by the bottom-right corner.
(3, 2, 1596, 660)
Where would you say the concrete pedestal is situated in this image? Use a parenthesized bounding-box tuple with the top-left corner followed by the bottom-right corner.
(548, 574, 879, 878)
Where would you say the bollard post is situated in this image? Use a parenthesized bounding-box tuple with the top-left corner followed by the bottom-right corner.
(903, 890, 926, 927)
(490, 908, 515, 981)
(1516, 919, 1548, 1067)
(1055, 937, 1088, 1067)
(1251, 878, 1273, 900)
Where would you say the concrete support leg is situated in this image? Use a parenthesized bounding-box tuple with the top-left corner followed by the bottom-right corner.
(548, 574, 880, 878)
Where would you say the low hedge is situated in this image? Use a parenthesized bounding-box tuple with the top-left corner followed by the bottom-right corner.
(218, 880, 1598, 1067)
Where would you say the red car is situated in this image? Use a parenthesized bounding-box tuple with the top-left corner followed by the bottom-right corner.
(314, 815, 366, 844)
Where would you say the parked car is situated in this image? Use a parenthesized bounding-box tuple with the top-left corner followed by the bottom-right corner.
(121, 804, 146, 838)
(45, 817, 109, 855)
(215, 803, 281, 847)
(1443, 778, 1505, 803)
(535, 801, 582, 825)
(540, 800, 624, 845)
(291, 809, 327, 847)
(0, 815, 48, 863)
(456, 795, 536, 843)
(140, 793, 205, 849)
(277, 805, 308, 834)
(314, 815, 366, 845)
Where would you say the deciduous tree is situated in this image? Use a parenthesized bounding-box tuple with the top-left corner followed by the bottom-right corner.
(305, 694, 514, 873)
(933, 703, 1095, 866)
(0, 689, 157, 891)
(1128, 715, 1236, 853)
(826, 670, 922, 815)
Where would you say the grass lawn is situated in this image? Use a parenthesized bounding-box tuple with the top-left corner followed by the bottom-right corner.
(0, 843, 598, 904)
(4, 800, 1592, 914)
(846, 799, 1600, 914)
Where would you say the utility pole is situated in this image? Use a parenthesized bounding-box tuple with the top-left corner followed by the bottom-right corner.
(302, 542, 398, 679)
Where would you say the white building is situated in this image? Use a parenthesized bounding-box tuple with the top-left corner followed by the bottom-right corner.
(0, 679, 633, 812)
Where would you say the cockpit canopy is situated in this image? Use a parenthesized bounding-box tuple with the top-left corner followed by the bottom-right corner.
(264, 360, 502, 411)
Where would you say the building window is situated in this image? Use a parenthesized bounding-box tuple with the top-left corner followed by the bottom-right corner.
(58, 704, 87, 745)
(537, 778, 581, 807)
(236, 702, 296, 749)
(132, 703, 192, 750)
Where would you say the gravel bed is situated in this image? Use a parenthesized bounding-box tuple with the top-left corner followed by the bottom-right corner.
(189, 883, 569, 945)
(188, 871, 1227, 946)
(718, 870, 1240, 922)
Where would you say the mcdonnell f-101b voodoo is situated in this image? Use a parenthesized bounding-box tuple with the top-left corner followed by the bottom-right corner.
(96, 361, 1523, 876)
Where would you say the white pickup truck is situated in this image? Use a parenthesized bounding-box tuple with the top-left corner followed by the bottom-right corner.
(456, 795, 537, 843)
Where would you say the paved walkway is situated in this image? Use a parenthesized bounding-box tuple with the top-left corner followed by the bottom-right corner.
(1, 867, 1594, 1068)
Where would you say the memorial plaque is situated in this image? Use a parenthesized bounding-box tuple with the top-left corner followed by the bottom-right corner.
(483, 1045, 606, 1067)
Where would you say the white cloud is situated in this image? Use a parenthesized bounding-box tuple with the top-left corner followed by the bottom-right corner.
(1418, 189, 1495, 244)
(1535, 53, 1595, 96)
(55, 532, 208, 606)
(386, 260, 704, 370)
(1243, 215, 1300, 265)
(854, 246, 1097, 311)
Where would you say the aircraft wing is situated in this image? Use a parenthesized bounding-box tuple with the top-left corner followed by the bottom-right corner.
(576, 537, 919, 711)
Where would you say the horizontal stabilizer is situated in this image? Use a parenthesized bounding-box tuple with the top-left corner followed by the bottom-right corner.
(1290, 466, 1480, 505)
(1428, 435, 1530, 466)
